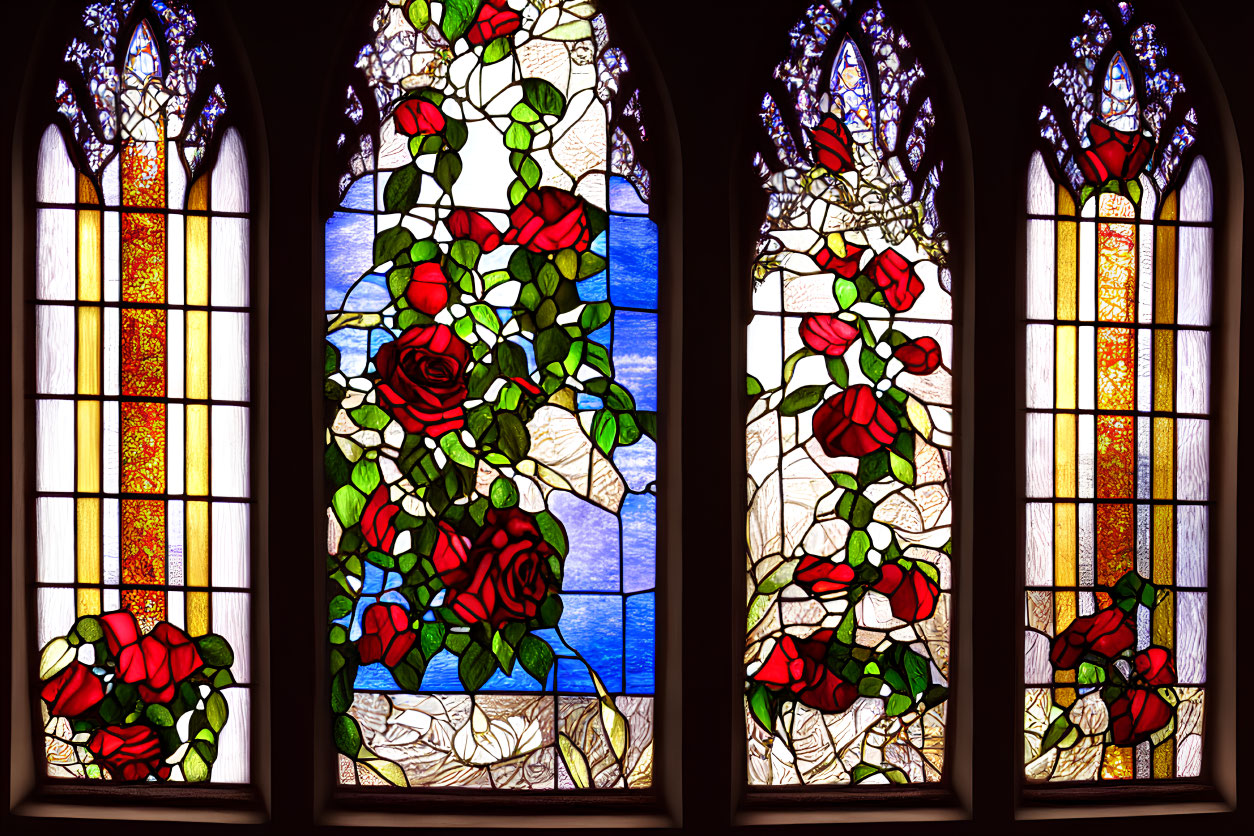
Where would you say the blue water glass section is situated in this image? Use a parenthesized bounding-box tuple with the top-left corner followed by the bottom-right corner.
(549, 492, 620, 592)
(554, 594, 623, 693)
(625, 593, 655, 693)
(325, 212, 374, 310)
(342, 272, 392, 312)
(621, 493, 656, 593)
(615, 435, 655, 493)
(611, 311, 657, 411)
(327, 325, 368, 378)
(341, 175, 373, 211)
(608, 215, 658, 309)
(609, 175, 649, 215)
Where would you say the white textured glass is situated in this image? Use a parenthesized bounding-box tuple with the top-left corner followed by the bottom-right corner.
(210, 217, 250, 307)
(35, 306, 75, 394)
(211, 128, 249, 212)
(36, 399, 73, 492)
(167, 309, 185, 399)
(1025, 324, 1054, 409)
(1025, 504, 1053, 585)
(103, 211, 119, 302)
(1176, 330, 1209, 414)
(102, 400, 119, 494)
(212, 502, 250, 588)
(103, 307, 119, 395)
(1027, 151, 1053, 215)
(36, 498, 75, 583)
(38, 588, 75, 648)
(1179, 157, 1213, 222)
(210, 311, 249, 401)
(1177, 505, 1208, 588)
(1177, 226, 1213, 326)
(167, 404, 185, 495)
(1026, 219, 1055, 320)
(1176, 418, 1209, 501)
(1025, 413, 1052, 498)
(211, 405, 250, 498)
(36, 126, 75, 203)
(212, 592, 250, 683)
(36, 209, 75, 300)
(167, 141, 186, 211)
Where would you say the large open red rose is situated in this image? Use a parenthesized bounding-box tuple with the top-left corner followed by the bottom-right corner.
(101, 610, 141, 656)
(466, 0, 522, 46)
(794, 555, 857, 595)
(394, 98, 446, 136)
(800, 314, 859, 357)
(115, 622, 203, 704)
(1133, 647, 1177, 687)
(1077, 120, 1154, 185)
(406, 262, 449, 315)
(443, 507, 562, 628)
(814, 240, 865, 278)
(810, 113, 854, 175)
(1108, 689, 1172, 746)
(750, 630, 859, 713)
(88, 724, 170, 781)
(374, 324, 471, 437)
(1049, 607, 1135, 669)
(893, 336, 942, 375)
(504, 187, 592, 253)
(812, 384, 898, 459)
(448, 208, 503, 253)
(358, 603, 416, 667)
(873, 563, 940, 623)
(868, 248, 924, 312)
(361, 485, 400, 552)
(41, 661, 105, 717)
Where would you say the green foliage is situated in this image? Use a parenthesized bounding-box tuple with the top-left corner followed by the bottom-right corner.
(384, 165, 423, 213)
(518, 634, 555, 684)
(440, 0, 481, 40)
(195, 634, 235, 669)
(521, 77, 567, 117)
(778, 385, 825, 416)
(334, 713, 363, 757)
(458, 642, 496, 690)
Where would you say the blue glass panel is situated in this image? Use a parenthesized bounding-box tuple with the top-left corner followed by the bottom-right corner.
(578, 270, 608, 302)
(609, 175, 649, 214)
(549, 492, 620, 592)
(327, 326, 369, 378)
(622, 492, 656, 593)
(625, 593, 654, 693)
(609, 215, 658, 309)
(355, 663, 399, 690)
(342, 272, 392, 311)
(615, 435, 655, 493)
(554, 594, 623, 693)
(342, 176, 373, 210)
(325, 212, 374, 309)
(611, 311, 657, 411)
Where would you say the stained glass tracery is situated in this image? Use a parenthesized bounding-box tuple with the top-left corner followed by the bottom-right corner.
(1024, 2, 1210, 783)
(746, 0, 951, 786)
(324, 0, 657, 790)
(33, 0, 250, 784)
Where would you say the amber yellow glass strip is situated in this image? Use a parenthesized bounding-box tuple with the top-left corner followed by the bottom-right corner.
(187, 405, 209, 495)
(77, 175, 101, 302)
(1153, 506, 1174, 586)
(1154, 590, 1175, 649)
(1057, 188, 1077, 320)
(77, 308, 101, 395)
(187, 500, 210, 636)
(76, 401, 100, 492)
(1155, 193, 1177, 324)
(1153, 741, 1175, 778)
(1102, 746, 1133, 780)
(187, 177, 209, 306)
(1054, 414, 1075, 498)
(1055, 325, 1076, 409)
(76, 498, 100, 616)
(1152, 418, 1174, 499)
(1153, 330, 1174, 411)
(1055, 503, 1077, 590)
(187, 310, 209, 400)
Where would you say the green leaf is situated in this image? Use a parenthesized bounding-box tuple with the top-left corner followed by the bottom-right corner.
(888, 450, 915, 486)
(778, 384, 825, 416)
(206, 691, 229, 733)
(580, 302, 612, 332)
(334, 713, 363, 757)
(195, 634, 235, 669)
(1127, 179, 1142, 204)
(391, 657, 425, 691)
(435, 152, 463, 193)
(73, 615, 103, 644)
(832, 472, 858, 490)
(490, 476, 519, 508)
(374, 225, 415, 267)
(351, 404, 391, 431)
(406, 0, 430, 29)
(847, 530, 871, 566)
(857, 449, 890, 486)
(521, 77, 567, 117)
(331, 664, 356, 714)
(332, 484, 367, 527)
(578, 252, 607, 278)
(555, 249, 579, 281)
(536, 511, 568, 556)
(826, 356, 849, 387)
(182, 745, 210, 782)
(491, 631, 517, 674)
(537, 262, 561, 296)
(410, 239, 441, 264)
(439, 432, 477, 468)
(637, 411, 658, 442)
(783, 347, 816, 384)
(440, 0, 480, 40)
(535, 327, 572, 368)
(325, 342, 341, 378)
(450, 240, 480, 269)
(748, 683, 776, 731)
(145, 704, 174, 727)
(351, 459, 381, 495)
(420, 623, 447, 660)
(747, 375, 763, 397)
(469, 303, 501, 334)
(505, 123, 531, 152)
(756, 559, 797, 595)
(496, 413, 529, 461)
(859, 346, 887, 382)
(444, 117, 469, 152)
(329, 595, 354, 620)
(518, 634, 555, 684)
(834, 277, 858, 309)
(558, 733, 591, 788)
(458, 642, 496, 690)
(384, 165, 423, 213)
(593, 410, 617, 455)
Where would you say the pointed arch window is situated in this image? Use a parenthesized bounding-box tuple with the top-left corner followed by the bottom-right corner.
(1023, 2, 1211, 782)
(31, 0, 251, 785)
(745, 0, 954, 787)
(323, 0, 660, 790)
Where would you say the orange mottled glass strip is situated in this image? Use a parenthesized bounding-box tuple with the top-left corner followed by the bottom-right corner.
(121, 402, 166, 494)
(1096, 503, 1134, 587)
(1097, 194, 1135, 323)
(122, 141, 166, 303)
(120, 309, 167, 397)
(120, 499, 166, 632)
(1096, 328, 1135, 410)
(1096, 415, 1134, 499)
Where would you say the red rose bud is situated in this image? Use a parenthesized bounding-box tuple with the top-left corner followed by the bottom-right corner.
(374, 324, 471, 437)
(812, 384, 898, 459)
(1109, 689, 1173, 747)
(358, 603, 417, 667)
(893, 336, 942, 375)
(432, 521, 471, 580)
(88, 724, 170, 781)
(814, 240, 865, 279)
(504, 187, 592, 253)
(750, 630, 860, 713)
(800, 314, 859, 357)
(1077, 121, 1155, 185)
(1134, 647, 1177, 687)
(1049, 607, 1135, 669)
(116, 622, 204, 704)
(794, 555, 857, 595)
(101, 610, 140, 656)
(443, 507, 562, 628)
(394, 98, 446, 136)
(447, 208, 503, 253)
(405, 262, 449, 315)
(810, 113, 855, 175)
(361, 485, 400, 553)
(41, 661, 105, 717)
(873, 564, 940, 623)
(868, 248, 925, 312)
(466, 0, 522, 47)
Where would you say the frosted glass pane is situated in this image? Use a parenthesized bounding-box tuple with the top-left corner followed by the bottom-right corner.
(38, 588, 75, 648)
(746, 315, 783, 391)
(36, 498, 75, 583)
(1077, 326, 1094, 410)
(37, 209, 75, 300)
(102, 400, 118, 494)
(1179, 157, 1212, 222)
(1078, 503, 1094, 587)
(1077, 217, 1095, 320)
(215, 687, 251, 783)
(37, 125, 75, 203)
(1177, 592, 1207, 683)
(102, 498, 119, 585)
(101, 155, 119, 206)
(211, 405, 250, 498)
(167, 404, 185, 495)
(36, 305, 74, 394)
(103, 211, 120, 302)
(167, 141, 186, 211)
(168, 209, 185, 305)
(1026, 219, 1055, 320)
(1025, 413, 1052, 498)
(103, 306, 119, 395)
(36, 399, 74, 491)
(168, 309, 185, 399)
(1025, 503, 1053, 585)
(1077, 414, 1093, 498)
(211, 128, 249, 212)
(1177, 505, 1207, 587)
(210, 311, 250, 401)
(1177, 227, 1212, 326)
(1176, 418, 1209, 501)
(213, 592, 250, 683)
(1176, 331, 1209, 414)
(1025, 630, 1051, 684)
(1136, 329, 1151, 411)
(212, 502, 250, 587)
(1025, 325, 1053, 409)
(1027, 151, 1053, 214)
(168, 499, 184, 585)
(210, 218, 250, 307)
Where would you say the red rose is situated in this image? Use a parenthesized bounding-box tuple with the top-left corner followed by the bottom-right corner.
(443, 507, 561, 628)
(466, 0, 522, 46)
(810, 113, 854, 174)
(361, 485, 400, 552)
(394, 98, 446, 136)
(41, 661, 105, 717)
(405, 262, 449, 315)
(750, 630, 859, 713)
(432, 521, 471, 580)
(812, 384, 898, 459)
(101, 610, 140, 656)
(794, 555, 857, 595)
(504, 187, 592, 253)
(374, 324, 471, 437)
(1108, 689, 1173, 746)
(800, 315, 859, 357)
(893, 336, 942, 375)
(868, 249, 925, 312)
(814, 240, 865, 278)
(447, 208, 503, 253)
(358, 603, 416, 667)
(1049, 607, 1135, 669)
(88, 724, 170, 781)
(873, 563, 940, 622)
(1134, 647, 1177, 687)
(1077, 121, 1155, 185)
(115, 622, 203, 704)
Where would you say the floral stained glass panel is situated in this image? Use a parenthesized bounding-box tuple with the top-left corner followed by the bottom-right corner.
(325, 0, 657, 789)
(1024, 2, 1209, 782)
(33, 1, 250, 784)
(745, 0, 952, 786)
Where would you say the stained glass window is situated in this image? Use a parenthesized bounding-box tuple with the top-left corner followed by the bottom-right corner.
(33, 0, 251, 784)
(1023, 2, 1209, 782)
(745, 0, 952, 786)
(324, 0, 658, 789)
